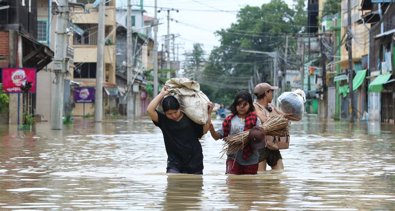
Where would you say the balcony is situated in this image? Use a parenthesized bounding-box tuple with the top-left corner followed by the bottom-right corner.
(73, 45, 115, 64)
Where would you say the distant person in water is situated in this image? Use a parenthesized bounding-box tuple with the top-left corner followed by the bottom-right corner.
(147, 86, 213, 174)
(217, 104, 226, 119)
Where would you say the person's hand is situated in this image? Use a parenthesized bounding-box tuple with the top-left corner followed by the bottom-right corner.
(207, 102, 214, 114)
(160, 86, 170, 96)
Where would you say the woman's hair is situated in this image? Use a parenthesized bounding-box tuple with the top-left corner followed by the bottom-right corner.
(229, 90, 255, 114)
(162, 95, 180, 112)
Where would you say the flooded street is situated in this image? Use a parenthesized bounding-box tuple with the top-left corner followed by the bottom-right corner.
(0, 116, 394, 210)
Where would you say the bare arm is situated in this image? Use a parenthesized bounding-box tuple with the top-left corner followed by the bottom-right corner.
(146, 86, 169, 123)
(209, 123, 222, 140)
(202, 102, 214, 134)
(254, 104, 267, 123)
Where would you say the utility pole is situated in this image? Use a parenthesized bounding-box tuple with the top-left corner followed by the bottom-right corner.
(158, 8, 178, 76)
(284, 35, 288, 91)
(153, 0, 158, 96)
(126, 0, 134, 118)
(95, 0, 105, 122)
(51, 0, 69, 130)
(347, 0, 354, 122)
(321, 34, 328, 118)
(166, 10, 170, 71)
(301, 36, 305, 92)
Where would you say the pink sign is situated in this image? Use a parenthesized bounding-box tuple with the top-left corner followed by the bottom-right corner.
(2, 68, 36, 93)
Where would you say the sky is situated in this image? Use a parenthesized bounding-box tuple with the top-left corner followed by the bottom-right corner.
(117, 0, 295, 59)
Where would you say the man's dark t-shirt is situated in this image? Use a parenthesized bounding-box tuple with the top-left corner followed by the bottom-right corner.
(154, 111, 204, 173)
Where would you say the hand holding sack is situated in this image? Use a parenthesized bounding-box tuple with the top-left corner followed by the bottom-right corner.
(165, 78, 211, 125)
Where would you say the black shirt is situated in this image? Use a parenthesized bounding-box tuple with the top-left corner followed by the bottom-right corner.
(154, 110, 204, 173)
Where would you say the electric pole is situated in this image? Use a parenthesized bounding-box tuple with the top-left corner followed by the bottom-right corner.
(51, 0, 69, 130)
(95, 0, 105, 122)
(347, 0, 354, 122)
(153, 0, 158, 96)
(321, 34, 328, 118)
(126, 0, 134, 118)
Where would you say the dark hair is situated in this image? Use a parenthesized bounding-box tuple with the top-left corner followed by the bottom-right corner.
(229, 90, 255, 114)
(255, 93, 266, 100)
(162, 96, 180, 112)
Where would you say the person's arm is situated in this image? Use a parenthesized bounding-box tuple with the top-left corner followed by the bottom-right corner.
(202, 102, 214, 134)
(254, 103, 268, 123)
(147, 86, 169, 123)
(209, 123, 222, 140)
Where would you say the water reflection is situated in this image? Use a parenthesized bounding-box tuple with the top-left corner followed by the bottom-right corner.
(0, 117, 393, 210)
(226, 173, 288, 210)
(163, 174, 203, 210)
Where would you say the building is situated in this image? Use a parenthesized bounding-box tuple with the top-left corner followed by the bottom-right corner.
(115, 7, 154, 117)
(0, 0, 53, 124)
(70, 0, 117, 117)
(360, 0, 394, 123)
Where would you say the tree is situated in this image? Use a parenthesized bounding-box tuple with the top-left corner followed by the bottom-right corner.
(322, 0, 341, 17)
(183, 43, 206, 81)
(202, 0, 305, 105)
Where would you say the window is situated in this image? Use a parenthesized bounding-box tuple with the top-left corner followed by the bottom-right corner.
(37, 20, 47, 43)
(73, 24, 98, 45)
(126, 15, 136, 27)
(74, 63, 97, 78)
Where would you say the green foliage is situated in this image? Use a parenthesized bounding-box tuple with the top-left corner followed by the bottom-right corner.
(322, 0, 341, 17)
(23, 114, 34, 125)
(201, 0, 306, 105)
(0, 85, 9, 113)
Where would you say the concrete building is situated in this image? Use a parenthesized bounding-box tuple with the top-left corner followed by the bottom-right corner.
(70, 0, 117, 117)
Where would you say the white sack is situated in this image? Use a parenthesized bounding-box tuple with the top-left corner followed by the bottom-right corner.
(277, 91, 305, 121)
(165, 78, 210, 125)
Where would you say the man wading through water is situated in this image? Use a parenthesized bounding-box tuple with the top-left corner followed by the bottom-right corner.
(253, 83, 291, 171)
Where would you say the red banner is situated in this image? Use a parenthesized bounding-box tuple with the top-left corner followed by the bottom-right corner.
(2, 68, 36, 93)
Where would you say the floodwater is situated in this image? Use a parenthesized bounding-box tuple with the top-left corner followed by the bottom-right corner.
(0, 116, 394, 210)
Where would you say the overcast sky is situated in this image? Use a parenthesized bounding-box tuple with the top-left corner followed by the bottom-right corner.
(117, 0, 295, 59)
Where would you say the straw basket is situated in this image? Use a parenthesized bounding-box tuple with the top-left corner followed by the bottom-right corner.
(223, 115, 289, 154)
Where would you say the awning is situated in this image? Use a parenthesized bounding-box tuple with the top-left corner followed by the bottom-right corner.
(375, 29, 395, 39)
(368, 73, 392, 92)
(352, 69, 367, 91)
(20, 33, 54, 71)
(104, 87, 119, 96)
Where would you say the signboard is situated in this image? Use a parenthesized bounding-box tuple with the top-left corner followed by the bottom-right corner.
(334, 74, 348, 82)
(74, 87, 95, 103)
(1, 68, 36, 93)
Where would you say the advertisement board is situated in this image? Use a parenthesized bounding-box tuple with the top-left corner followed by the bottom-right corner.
(1, 68, 36, 93)
(74, 87, 95, 103)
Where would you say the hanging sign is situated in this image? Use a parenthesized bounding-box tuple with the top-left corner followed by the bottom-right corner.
(1, 68, 36, 93)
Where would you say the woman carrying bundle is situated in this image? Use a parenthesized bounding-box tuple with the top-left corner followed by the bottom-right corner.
(209, 91, 263, 175)
(147, 86, 213, 174)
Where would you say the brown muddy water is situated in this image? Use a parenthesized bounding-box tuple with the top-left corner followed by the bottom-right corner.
(0, 116, 394, 210)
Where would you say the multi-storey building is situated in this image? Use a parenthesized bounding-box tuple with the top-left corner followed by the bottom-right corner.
(0, 0, 53, 124)
(70, 0, 117, 116)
